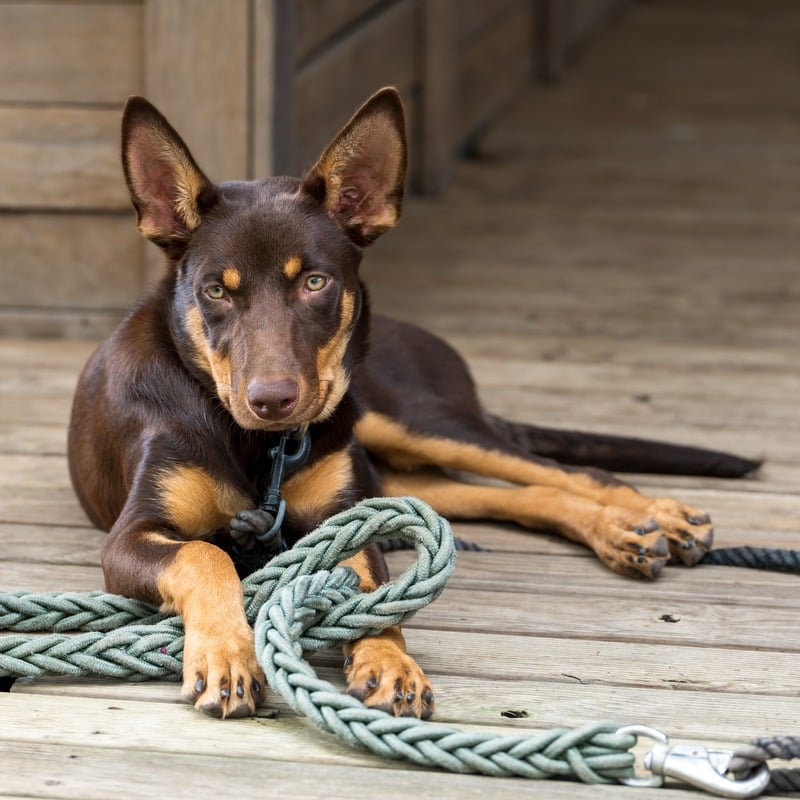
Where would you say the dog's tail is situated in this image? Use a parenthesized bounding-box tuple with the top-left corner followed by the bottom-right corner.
(485, 413, 761, 478)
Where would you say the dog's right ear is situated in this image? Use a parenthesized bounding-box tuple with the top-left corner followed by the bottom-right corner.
(121, 97, 217, 247)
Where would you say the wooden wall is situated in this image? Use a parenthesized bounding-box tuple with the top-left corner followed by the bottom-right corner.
(0, 0, 626, 338)
(0, 1, 143, 337)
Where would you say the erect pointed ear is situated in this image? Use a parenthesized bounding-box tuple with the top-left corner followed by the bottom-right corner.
(300, 87, 407, 246)
(121, 96, 218, 248)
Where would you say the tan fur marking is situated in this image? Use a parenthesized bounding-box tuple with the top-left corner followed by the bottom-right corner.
(222, 267, 241, 291)
(355, 411, 645, 508)
(283, 256, 302, 280)
(282, 448, 353, 520)
(156, 540, 244, 617)
(185, 306, 233, 407)
(314, 291, 356, 421)
(158, 465, 251, 538)
(339, 550, 378, 592)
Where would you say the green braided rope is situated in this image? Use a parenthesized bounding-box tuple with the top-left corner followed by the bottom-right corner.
(0, 496, 635, 782)
(254, 567, 635, 779)
(0, 497, 453, 677)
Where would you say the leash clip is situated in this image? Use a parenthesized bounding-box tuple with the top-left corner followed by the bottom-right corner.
(256, 428, 311, 544)
(619, 726, 770, 798)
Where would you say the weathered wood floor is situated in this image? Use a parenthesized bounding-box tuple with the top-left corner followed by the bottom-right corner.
(2, 1, 799, 797)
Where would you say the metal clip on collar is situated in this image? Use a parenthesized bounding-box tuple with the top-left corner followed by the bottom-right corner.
(255, 428, 311, 544)
(619, 726, 771, 798)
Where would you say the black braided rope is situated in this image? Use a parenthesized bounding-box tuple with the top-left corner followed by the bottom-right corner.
(730, 736, 800, 795)
(700, 547, 800, 573)
(379, 536, 489, 553)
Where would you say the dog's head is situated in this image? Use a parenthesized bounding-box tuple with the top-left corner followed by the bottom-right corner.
(121, 89, 406, 431)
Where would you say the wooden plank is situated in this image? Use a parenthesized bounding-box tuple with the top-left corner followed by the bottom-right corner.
(407, 586, 800, 652)
(0, 107, 129, 210)
(0, 738, 683, 800)
(1, 523, 104, 565)
(0, 455, 86, 528)
(0, 2, 141, 104)
(0, 562, 102, 592)
(7, 668, 799, 746)
(0, 213, 142, 312)
(0, 309, 123, 340)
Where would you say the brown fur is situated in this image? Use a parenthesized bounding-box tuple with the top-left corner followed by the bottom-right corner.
(68, 87, 753, 721)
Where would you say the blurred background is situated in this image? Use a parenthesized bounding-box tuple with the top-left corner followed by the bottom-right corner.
(0, 0, 796, 341)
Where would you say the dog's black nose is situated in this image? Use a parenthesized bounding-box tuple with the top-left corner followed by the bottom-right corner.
(246, 378, 299, 419)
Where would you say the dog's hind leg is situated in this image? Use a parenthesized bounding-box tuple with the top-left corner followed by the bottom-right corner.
(356, 412, 713, 567)
(379, 469, 670, 578)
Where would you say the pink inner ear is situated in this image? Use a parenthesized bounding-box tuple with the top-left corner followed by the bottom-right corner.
(127, 132, 184, 237)
(142, 163, 181, 227)
(336, 176, 369, 219)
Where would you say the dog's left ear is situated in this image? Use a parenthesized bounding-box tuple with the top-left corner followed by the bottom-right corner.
(301, 87, 407, 246)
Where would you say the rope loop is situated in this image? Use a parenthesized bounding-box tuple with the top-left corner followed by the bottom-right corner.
(0, 496, 638, 783)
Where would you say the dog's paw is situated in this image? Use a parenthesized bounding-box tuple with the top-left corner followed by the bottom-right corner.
(590, 506, 670, 579)
(182, 621, 266, 719)
(643, 498, 713, 566)
(343, 635, 434, 719)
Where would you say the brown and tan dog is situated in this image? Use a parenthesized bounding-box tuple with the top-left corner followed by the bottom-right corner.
(68, 88, 757, 720)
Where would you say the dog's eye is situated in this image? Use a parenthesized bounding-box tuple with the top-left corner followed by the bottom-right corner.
(206, 285, 226, 300)
(305, 275, 328, 292)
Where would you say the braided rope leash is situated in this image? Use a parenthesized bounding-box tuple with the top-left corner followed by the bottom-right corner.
(701, 547, 800, 573)
(254, 566, 635, 780)
(0, 498, 454, 678)
(0, 496, 792, 794)
(0, 496, 637, 784)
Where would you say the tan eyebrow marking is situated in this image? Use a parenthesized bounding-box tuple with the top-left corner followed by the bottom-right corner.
(221, 267, 241, 291)
(283, 256, 302, 280)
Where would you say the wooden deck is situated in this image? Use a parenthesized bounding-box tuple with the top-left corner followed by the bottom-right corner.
(2, 1, 799, 796)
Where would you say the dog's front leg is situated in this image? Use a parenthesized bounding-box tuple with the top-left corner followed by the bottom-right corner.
(102, 518, 266, 719)
(339, 545, 435, 719)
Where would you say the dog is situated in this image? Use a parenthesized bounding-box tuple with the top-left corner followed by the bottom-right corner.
(68, 87, 757, 720)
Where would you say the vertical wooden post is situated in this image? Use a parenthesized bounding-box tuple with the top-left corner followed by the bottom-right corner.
(542, 0, 568, 82)
(419, 0, 455, 195)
